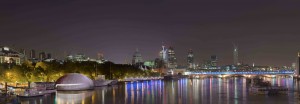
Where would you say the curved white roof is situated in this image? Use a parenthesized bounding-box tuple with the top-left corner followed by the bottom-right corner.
(56, 73, 94, 91)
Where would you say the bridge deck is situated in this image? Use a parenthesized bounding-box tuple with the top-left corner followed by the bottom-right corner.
(190, 71, 294, 75)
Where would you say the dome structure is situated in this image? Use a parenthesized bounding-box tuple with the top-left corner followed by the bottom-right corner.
(56, 73, 94, 91)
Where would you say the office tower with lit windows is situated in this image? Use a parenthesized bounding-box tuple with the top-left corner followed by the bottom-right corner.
(167, 47, 177, 69)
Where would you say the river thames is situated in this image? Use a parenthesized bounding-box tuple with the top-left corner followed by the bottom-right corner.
(18, 77, 299, 104)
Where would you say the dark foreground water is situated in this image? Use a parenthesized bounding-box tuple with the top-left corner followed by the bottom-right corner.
(18, 77, 300, 104)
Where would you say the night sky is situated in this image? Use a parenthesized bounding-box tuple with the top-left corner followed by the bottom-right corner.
(1, 0, 300, 67)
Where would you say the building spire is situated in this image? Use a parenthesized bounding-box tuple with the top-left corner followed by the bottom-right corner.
(233, 43, 239, 65)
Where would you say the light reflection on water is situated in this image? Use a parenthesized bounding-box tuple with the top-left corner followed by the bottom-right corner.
(18, 77, 299, 104)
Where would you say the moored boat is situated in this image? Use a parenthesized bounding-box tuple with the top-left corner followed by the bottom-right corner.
(17, 88, 44, 98)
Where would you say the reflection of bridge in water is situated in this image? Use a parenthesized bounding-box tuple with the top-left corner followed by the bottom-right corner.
(188, 71, 294, 78)
(190, 71, 294, 75)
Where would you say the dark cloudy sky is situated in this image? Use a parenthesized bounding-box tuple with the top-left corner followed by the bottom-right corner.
(1, 0, 300, 66)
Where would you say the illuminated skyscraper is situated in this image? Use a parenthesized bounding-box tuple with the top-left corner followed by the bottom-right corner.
(0, 46, 25, 65)
(187, 49, 194, 69)
(233, 44, 239, 65)
(132, 48, 143, 65)
(167, 47, 177, 69)
(159, 45, 168, 63)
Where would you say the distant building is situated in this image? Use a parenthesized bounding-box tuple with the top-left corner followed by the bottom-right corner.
(292, 62, 296, 70)
(30, 49, 36, 59)
(159, 45, 168, 63)
(97, 52, 104, 61)
(47, 53, 52, 59)
(233, 44, 239, 65)
(39, 52, 46, 61)
(154, 58, 165, 69)
(144, 60, 155, 68)
(66, 54, 88, 62)
(0, 46, 25, 65)
(167, 47, 177, 69)
(187, 49, 194, 69)
(66, 53, 106, 64)
(201, 60, 211, 69)
(210, 55, 218, 69)
(132, 48, 143, 65)
(96, 52, 106, 63)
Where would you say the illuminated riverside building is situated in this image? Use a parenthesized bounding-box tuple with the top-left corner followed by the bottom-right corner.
(66, 54, 89, 62)
(0, 46, 25, 65)
(66, 53, 107, 63)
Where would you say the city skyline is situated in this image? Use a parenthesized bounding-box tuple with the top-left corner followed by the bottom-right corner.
(1, 1, 300, 66)
(0, 44, 298, 67)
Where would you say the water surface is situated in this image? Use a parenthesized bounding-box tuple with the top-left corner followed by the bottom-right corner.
(19, 77, 299, 104)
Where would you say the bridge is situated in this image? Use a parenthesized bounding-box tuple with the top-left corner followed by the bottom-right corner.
(186, 71, 295, 78)
(188, 71, 294, 75)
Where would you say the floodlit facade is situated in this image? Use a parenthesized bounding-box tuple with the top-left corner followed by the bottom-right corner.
(0, 46, 25, 65)
(132, 48, 143, 65)
(66, 53, 107, 64)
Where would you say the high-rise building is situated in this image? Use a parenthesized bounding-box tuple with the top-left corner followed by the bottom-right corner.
(132, 48, 143, 65)
(39, 52, 46, 60)
(211, 55, 218, 69)
(30, 49, 36, 59)
(159, 45, 168, 63)
(19, 49, 26, 56)
(233, 44, 239, 65)
(187, 49, 194, 69)
(167, 47, 177, 69)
